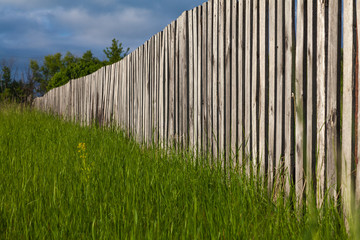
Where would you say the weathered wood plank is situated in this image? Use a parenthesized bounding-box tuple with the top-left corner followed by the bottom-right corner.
(275, 0, 284, 182)
(180, 12, 188, 148)
(159, 32, 165, 146)
(225, 0, 231, 166)
(238, 0, 245, 166)
(244, 0, 252, 172)
(197, 7, 202, 153)
(252, 0, 259, 170)
(212, 0, 218, 160)
(193, 7, 198, 153)
(175, 20, 179, 146)
(316, 0, 326, 207)
(268, 0, 276, 188)
(306, 0, 315, 204)
(231, 0, 237, 164)
(284, 0, 294, 195)
(202, 3, 208, 154)
(207, 1, 213, 159)
(168, 22, 175, 146)
(259, 0, 267, 176)
(295, 0, 305, 205)
(357, 0, 360, 206)
(164, 27, 169, 146)
(188, 10, 194, 150)
(218, 0, 225, 161)
(343, 0, 355, 223)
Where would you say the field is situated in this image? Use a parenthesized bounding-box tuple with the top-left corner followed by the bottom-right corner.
(0, 104, 350, 239)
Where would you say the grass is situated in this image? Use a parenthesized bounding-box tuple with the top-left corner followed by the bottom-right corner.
(0, 104, 350, 239)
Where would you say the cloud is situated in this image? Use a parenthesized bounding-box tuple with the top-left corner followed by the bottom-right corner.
(0, 0, 208, 69)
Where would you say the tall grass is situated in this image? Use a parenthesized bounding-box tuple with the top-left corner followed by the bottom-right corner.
(0, 104, 349, 239)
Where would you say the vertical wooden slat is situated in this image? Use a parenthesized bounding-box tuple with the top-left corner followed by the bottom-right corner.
(164, 27, 169, 146)
(175, 20, 179, 146)
(218, 0, 225, 160)
(238, 0, 245, 166)
(225, 0, 231, 165)
(343, 0, 355, 223)
(284, 0, 294, 195)
(212, 0, 219, 160)
(193, 8, 199, 153)
(275, 0, 284, 180)
(189, 10, 195, 150)
(259, 0, 267, 176)
(231, 0, 237, 163)
(356, 0, 360, 206)
(178, 15, 184, 147)
(295, 0, 305, 204)
(197, 7, 202, 153)
(181, 12, 188, 148)
(306, 0, 315, 203)
(252, 0, 259, 169)
(168, 23, 175, 145)
(269, 0, 276, 188)
(245, 0, 252, 171)
(202, 3, 208, 154)
(316, 0, 326, 207)
(145, 41, 151, 143)
(207, 1, 213, 159)
(160, 32, 165, 145)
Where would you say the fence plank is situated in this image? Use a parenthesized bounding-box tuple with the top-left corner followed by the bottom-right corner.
(218, 0, 225, 161)
(180, 12, 188, 148)
(202, 3, 208, 154)
(212, 0, 219, 160)
(316, 0, 326, 207)
(252, 0, 259, 169)
(238, 0, 245, 166)
(295, 0, 305, 204)
(225, 0, 231, 165)
(275, 0, 284, 183)
(207, 1, 213, 159)
(284, 0, 294, 195)
(259, 0, 267, 176)
(357, 0, 360, 206)
(168, 23, 175, 145)
(197, 7, 202, 153)
(193, 7, 199, 153)
(188, 10, 194, 150)
(306, 0, 315, 203)
(244, 0, 252, 170)
(343, 0, 355, 223)
(164, 27, 169, 146)
(231, 0, 237, 163)
(268, 0, 276, 189)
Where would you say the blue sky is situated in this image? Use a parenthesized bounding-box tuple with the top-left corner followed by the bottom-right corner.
(0, 0, 207, 71)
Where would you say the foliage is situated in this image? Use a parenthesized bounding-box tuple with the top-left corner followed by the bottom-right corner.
(47, 51, 104, 90)
(31, 39, 129, 94)
(103, 38, 130, 64)
(0, 66, 33, 103)
(0, 104, 351, 239)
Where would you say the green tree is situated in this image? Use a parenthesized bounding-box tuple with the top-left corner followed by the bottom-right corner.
(1, 66, 11, 92)
(47, 50, 104, 90)
(103, 38, 129, 64)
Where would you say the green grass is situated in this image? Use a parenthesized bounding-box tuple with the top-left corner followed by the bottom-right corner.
(0, 104, 350, 239)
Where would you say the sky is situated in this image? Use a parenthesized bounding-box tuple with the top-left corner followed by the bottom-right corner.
(0, 0, 207, 73)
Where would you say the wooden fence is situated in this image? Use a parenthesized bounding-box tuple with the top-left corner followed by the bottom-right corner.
(34, 0, 360, 220)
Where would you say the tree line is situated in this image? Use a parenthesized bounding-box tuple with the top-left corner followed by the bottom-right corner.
(0, 38, 129, 103)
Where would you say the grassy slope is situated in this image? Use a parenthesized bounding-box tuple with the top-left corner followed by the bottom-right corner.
(0, 105, 348, 239)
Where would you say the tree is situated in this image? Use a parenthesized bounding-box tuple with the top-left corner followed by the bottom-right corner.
(47, 50, 104, 90)
(1, 66, 11, 92)
(103, 38, 130, 64)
